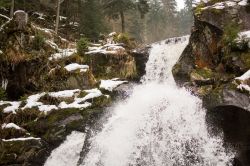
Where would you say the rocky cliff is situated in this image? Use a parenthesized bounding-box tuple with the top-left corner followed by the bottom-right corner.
(173, 0, 250, 165)
(0, 11, 149, 165)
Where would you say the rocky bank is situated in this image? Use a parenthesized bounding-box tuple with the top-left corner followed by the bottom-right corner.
(0, 10, 149, 166)
(173, 0, 250, 165)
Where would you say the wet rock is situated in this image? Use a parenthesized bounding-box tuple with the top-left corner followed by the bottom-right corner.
(0, 138, 48, 166)
(130, 45, 151, 81)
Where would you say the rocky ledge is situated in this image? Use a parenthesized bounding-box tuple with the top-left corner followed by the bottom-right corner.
(0, 11, 149, 165)
(173, 0, 250, 165)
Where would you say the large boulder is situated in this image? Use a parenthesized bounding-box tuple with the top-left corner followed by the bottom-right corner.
(173, 0, 250, 164)
(130, 45, 151, 81)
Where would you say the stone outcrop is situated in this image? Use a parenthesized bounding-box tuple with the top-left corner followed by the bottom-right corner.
(173, 0, 250, 165)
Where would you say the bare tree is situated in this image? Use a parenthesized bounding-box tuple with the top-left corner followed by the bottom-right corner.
(55, 0, 65, 34)
(10, 0, 15, 18)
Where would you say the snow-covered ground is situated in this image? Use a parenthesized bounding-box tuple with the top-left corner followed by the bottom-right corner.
(0, 88, 109, 114)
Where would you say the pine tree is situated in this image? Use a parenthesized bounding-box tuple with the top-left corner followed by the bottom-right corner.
(79, 0, 108, 40)
(102, 0, 149, 33)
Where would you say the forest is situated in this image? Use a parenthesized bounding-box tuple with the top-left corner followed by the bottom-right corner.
(0, 0, 193, 43)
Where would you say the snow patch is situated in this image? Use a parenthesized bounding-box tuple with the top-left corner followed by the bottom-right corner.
(38, 105, 58, 113)
(235, 70, 250, 81)
(86, 44, 125, 55)
(237, 84, 250, 93)
(100, 79, 128, 91)
(238, 0, 248, 6)
(64, 63, 89, 72)
(58, 101, 91, 110)
(22, 93, 46, 110)
(49, 89, 80, 98)
(2, 137, 41, 142)
(3, 101, 21, 114)
(2, 123, 22, 130)
(49, 49, 76, 60)
(46, 40, 59, 50)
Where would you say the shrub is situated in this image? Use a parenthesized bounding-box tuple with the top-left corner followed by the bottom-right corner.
(222, 22, 240, 47)
(114, 33, 136, 48)
(0, 88, 7, 100)
(77, 37, 89, 56)
(32, 33, 45, 50)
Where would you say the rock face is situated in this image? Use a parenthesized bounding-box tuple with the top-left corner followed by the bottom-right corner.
(130, 45, 151, 81)
(0, 10, 149, 166)
(173, 0, 250, 164)
(0, 12, 95, 100)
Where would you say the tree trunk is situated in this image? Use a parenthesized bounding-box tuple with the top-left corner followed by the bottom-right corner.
(55, 0, 61, 34)
(120, 11, 125, 33)
(10, 0, 15, 18)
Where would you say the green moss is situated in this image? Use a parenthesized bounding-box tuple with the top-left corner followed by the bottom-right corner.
(222, 22, 240, 48)
(191, 68, 214, 81)
(46, 108, 80, 125)
(32, 33, 45, 50)
(241, 52, 250, 69)
(0, 88, 7, 100)
(194, 3, 205, 15)
(197, 85, 213, 96)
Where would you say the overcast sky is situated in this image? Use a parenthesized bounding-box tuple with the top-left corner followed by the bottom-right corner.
(176, 0, 185, 11)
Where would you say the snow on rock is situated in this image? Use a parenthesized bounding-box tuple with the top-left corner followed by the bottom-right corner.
(49, 89, 80, 98)
(58, 88, 103, 109)
(2, 137, 41, 142)
(58, 101, 91, 110)
(2, 123, 22, 130)
(64, 63, 89, 72)
(235, 70, 250, 93)
(100, 79, 128, 91)
(75, 89, 103, 103)
(238, 30, 250, 40)
(38, 105, 58, 114)
(109, 32, 117, 37)
(59, 16, 67, 21)
(238, 0, 248, 6)
(46, 40, 59, 50)
(3, 101, 21, 114)
(201, 0, 247, 10)
(32, 24, 54, 36)
(237, 84, 250, 93)
(22, 93, 46, 110)
(49, 49, 76, 60)
(86, 44, 125, 55)
(235, 70, 250, 81)
(33, 12, 45, 20)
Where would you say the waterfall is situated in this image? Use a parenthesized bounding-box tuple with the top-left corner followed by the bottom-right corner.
(45, 36, 234, 166)
(44, 131, 86, 166)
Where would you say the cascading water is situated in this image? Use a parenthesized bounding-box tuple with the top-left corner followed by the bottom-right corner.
(45, 36, 234, 166)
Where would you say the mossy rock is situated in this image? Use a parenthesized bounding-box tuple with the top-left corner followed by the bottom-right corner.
(190, 68, 215, 85)
(0, 138, 46, 165)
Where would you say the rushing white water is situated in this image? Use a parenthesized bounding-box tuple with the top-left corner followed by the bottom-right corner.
(80, 36, 234, 166)
(44, 131, 86, 166)
(45, 36, 234, 166)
